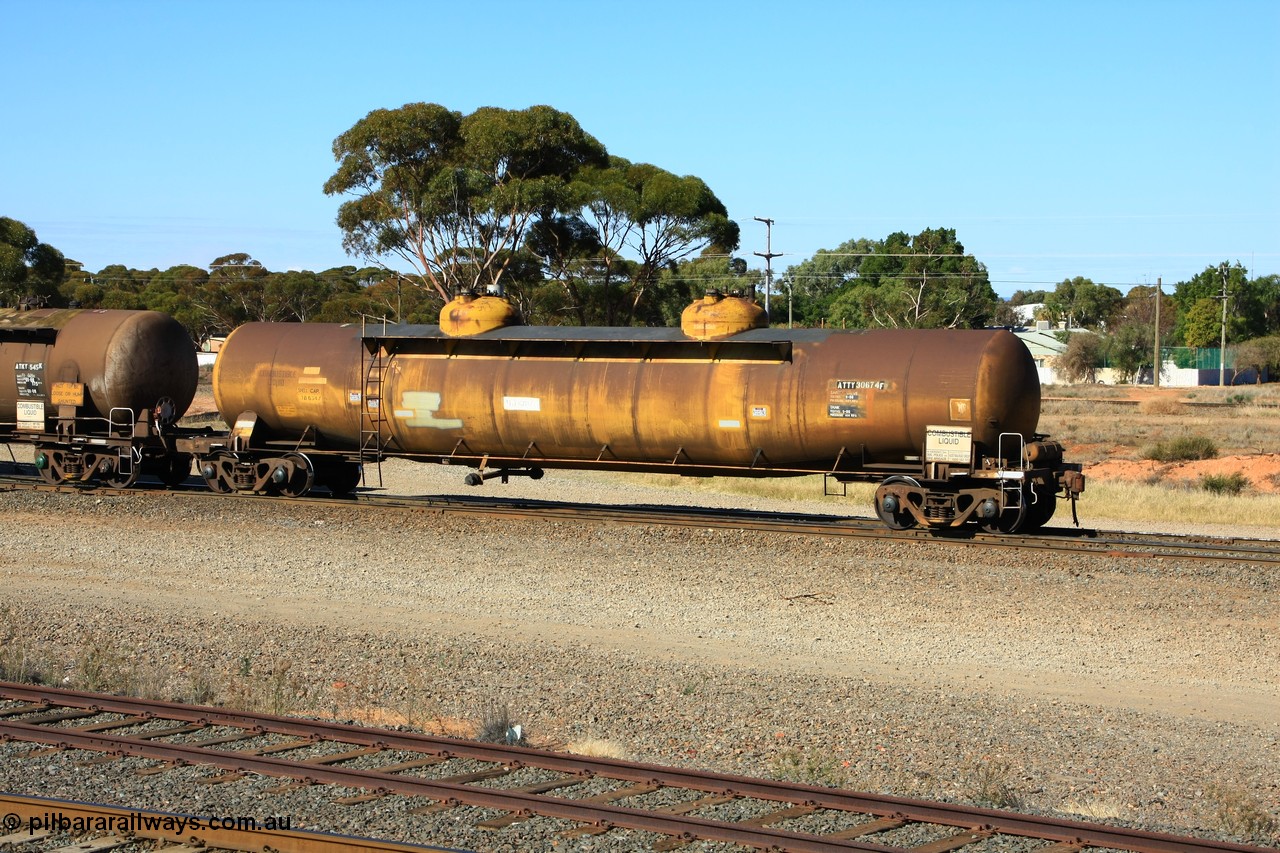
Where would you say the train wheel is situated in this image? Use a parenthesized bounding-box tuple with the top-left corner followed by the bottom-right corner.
(322, 461, 362, 496)
(1021, 482, 1057, 531)
(34, 450, 68, 485)
(199, 454, 234, 494)
(276, 453, 315, 498)
(103, 464, 140, 489)
(979, 490, 1028, 534)
(158, 453, 193, 489)
(874, 476, 919, 530)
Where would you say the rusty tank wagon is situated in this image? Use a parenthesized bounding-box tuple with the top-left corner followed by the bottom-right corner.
(0, 295, 1082, 532)
(0, 307, 198, 487)
(203, 292, 1083, 532)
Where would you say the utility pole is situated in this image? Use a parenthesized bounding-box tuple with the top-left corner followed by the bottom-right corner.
(753, 217, 781, 325)
(1218, 262, 1230, 387)
(1153, 278, 1161, 389)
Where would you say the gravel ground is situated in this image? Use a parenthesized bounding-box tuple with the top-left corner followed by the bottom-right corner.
(0, 458, 1277, 851)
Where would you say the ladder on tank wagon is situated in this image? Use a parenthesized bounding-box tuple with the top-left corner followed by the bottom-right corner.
(358, 332, 389, 488)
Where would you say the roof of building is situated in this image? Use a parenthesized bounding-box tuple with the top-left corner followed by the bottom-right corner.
(1013, 329, 1070, 359)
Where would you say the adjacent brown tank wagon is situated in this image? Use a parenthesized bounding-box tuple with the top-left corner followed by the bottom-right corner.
(204, 293, 1082, 532)
(0, 308, 198, 487)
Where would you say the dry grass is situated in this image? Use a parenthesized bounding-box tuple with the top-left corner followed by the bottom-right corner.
(0, 612, 223, 706)
(768, 747, 852, 788)
(583, 445, 1280, 525)
(1060, 796, 1127, 820)
(582, 463, 1280, 531)
(1138, 397, 1184, 416)
(566, 737, 630, 760)
(1205, 785, 1280, 845)
(0, 608, 53, 686)
(963, 760, 1024, 810)
(1037, 384, 1280, 529)
(1041, 386, 1280, 459)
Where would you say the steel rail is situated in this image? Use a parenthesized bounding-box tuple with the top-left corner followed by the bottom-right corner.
(0, 684, 1270, 853)
(0, 718, 930, 853)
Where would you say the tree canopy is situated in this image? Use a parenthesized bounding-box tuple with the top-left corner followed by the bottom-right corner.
(325, 105, 740, 326)
(531, 156, 740, 325)
(0, 217, 66, 305)
(787, 228, 997, 329)
(1042, 277, 1123, 330)
(325, 103, 610, 302)
(1169, 262, 1269, 347)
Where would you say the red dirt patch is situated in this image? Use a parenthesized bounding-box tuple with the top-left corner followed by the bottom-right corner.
(1085, 454, 1280, 493)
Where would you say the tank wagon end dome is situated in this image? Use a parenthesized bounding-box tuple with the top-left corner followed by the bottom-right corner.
(45, 309, 198, 423)
(95, 311, 199, 423)
(974, 329, 1042, 440)
(212, 322, 366, 441)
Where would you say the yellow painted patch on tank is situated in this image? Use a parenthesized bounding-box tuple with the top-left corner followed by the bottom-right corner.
(949, 398, 973, 421)
(398, 391, 463, 429)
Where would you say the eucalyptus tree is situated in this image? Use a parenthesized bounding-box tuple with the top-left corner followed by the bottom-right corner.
(193, 253, 278, 331)
(781, 237, 876, 325)
(142, 265, 209, 341)
(523, 213, 611, 325)
(583, 159, 738, 324)
(824, 228, 996, 329)
(530, 157, 740, 325)
(1233, 335, 1280, 382)
(646, 254, 757, 327)
(325, 103, 608, 303)
(1103, 284, 1179, 380)
(1172, 262, 1254, 348)
(1041, 277, 1123, 330)
(0, 216, 66, 306)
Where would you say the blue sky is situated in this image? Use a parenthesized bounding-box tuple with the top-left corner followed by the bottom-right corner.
(3, 0, 1276, 298)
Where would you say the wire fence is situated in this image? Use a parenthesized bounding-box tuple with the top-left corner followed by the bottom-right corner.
(1102, 347, 1235, 369)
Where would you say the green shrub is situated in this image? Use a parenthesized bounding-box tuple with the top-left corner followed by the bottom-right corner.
(769, 748, 850, 788)
(1141, 435, 1219, 462)
(1201, 473, 1249, 495)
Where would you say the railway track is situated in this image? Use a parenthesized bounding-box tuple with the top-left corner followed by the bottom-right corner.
(0, 682, 1270, 853)
(1, 465, 1277, 565)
